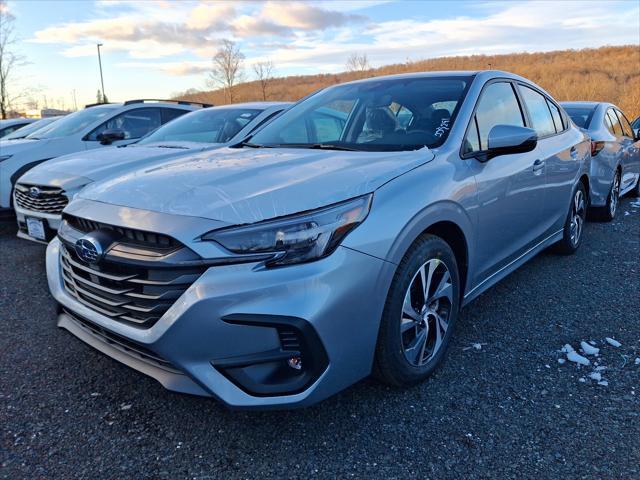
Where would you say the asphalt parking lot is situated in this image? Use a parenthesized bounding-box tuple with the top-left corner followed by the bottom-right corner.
(1, 197, 639, 480)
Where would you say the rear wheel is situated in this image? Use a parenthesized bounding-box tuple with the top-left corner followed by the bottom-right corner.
(374, 235, 460, 386)
(555, 182, 587, 255)
(593, 170, 621, 222)
(631, 174, 640, 197)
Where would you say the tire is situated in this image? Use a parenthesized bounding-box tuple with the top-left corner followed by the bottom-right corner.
(554, 182, 587, 255)
(631, 174, 640, 198)
(592, 170, 621, 222)
(374, 234, 460, 386)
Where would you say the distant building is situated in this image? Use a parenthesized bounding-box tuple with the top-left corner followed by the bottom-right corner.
(41, 108, 71, 118)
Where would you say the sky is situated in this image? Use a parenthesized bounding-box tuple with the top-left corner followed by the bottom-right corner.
(4, 0, 640, 111)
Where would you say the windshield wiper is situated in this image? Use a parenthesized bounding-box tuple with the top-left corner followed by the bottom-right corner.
(271, 143, 361, 151)
(157, 145, 190, 149)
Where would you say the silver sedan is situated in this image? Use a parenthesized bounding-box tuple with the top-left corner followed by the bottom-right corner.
(562, 102, 640, 220)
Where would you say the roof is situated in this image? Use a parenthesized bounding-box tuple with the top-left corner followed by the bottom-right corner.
(210, 101, 291, 109)
(560, 101, 609, 109)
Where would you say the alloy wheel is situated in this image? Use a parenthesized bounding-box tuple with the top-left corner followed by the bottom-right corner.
(609, 173, 620, 218)
(400, 259, 453, 366)
(570, 189, 586, 246)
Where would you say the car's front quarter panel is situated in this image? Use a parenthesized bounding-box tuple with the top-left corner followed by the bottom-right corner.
(343, 147, 478, 296)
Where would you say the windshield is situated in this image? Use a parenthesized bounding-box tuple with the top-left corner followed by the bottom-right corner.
(138, 108, 262, 145)
(27, 106, 118, 139)
(249, 76, 471, 151)
(563, 106, 596, 129)
(3, 117, 59, 140)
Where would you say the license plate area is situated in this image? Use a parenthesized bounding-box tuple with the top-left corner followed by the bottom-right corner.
(26, 217, 46, 240)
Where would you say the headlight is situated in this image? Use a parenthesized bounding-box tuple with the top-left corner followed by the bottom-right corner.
(0, 155, 12, 163)
(204, 194, 372, 266)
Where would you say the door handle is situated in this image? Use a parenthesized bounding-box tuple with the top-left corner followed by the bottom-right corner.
(532, 159, 545, 172)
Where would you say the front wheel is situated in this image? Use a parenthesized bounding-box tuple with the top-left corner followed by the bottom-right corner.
(374, 234, 460, 386)
(554, 182, 587, 255)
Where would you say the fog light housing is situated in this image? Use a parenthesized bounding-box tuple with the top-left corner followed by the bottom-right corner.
(212, 314, 329, 396)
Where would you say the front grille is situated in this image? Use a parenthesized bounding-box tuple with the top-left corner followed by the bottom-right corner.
(60, 241, 207, 329)
(14, 184, 68, 214)
(64, 214, 177, 250)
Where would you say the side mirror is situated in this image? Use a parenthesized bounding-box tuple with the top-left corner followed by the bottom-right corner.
(97, 129, 126, 145)
(634, 128, 640, 142)
(479, 124, 538, 161)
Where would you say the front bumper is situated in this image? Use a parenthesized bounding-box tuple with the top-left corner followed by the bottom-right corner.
(47, 236, 392, 409)
(15, 203, 62, 244)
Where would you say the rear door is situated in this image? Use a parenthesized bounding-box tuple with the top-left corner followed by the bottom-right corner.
(464, 80, 547, 281)
(516, 84, 579, 233)
(613, 108, 640, 191)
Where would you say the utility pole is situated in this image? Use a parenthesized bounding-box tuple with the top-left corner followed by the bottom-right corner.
(71, 89, 78, 110)
(97, 43, 106, 102)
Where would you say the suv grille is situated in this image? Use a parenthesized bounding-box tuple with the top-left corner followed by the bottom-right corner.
(59, 223, 207, 329)
(14, 184, 68, 214)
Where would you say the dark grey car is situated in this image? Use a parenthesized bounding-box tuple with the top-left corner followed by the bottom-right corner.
(48, 71, 591, 408)
(562, 102, 640, 220)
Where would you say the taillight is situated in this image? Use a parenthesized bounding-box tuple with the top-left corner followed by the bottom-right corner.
(591, 141, 605, 156)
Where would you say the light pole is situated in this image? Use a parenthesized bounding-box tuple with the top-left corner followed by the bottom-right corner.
(96, 43, 106, 102)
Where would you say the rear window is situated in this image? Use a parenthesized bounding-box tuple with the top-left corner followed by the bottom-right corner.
(563, 106, 596, 129)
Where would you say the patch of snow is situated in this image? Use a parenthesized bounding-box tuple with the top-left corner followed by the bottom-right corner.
(594, 366, 606, 372)
(605, 337, 621, 348)
(557, 358, 566, 365)
(578, 377, 586, 383)
(580, 341, 600, 355)
(562, 344, 575, 354)
(598, 381, 609, 386)
(567, 351, 590, 366)
(635, 358, 640, 366)
(589, 372, 602, 381)
(119, 404, 132, 411)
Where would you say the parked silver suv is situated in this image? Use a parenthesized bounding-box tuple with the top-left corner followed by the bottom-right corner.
(47, 71, 590, 409)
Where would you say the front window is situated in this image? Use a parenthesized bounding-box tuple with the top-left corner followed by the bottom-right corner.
(249, 76, 472, 151)
(86, 108, 162, 141)
(138, 108, 261, 145)
(27, 106, 117, 139)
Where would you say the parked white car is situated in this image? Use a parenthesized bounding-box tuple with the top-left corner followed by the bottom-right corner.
(0, 100, 205, 215)
(0, 118, 37, 138)
(14, 102, 289, 242)
(1, 116, 62, 141)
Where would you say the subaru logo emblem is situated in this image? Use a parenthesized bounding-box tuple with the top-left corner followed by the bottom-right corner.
(29, 186, 41, 198)
(75, 235, 104, 264)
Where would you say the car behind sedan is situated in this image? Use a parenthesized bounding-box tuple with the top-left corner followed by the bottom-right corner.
(14, 102, 289, 243)
(562, 102, 640, 220)
(47, 71, 590, 409)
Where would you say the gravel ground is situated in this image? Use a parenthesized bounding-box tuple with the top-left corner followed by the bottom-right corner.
(1, 197, 639, 480)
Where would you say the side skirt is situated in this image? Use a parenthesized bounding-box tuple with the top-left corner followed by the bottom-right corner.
(462, 228, 564, 307)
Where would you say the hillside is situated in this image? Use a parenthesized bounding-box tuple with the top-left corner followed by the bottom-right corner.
(177, 45, 640, 119)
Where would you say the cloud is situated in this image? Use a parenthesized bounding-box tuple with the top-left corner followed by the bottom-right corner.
(119, 60, 211, 76)
(261, 1, 367, 30)
(186, 3, 235, 30)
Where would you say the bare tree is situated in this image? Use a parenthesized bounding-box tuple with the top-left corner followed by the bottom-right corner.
(208, 40, 245, 103)
(346, 52, 370, 76)
(252, 60, 274, 101)
(0, 1, 26, 118)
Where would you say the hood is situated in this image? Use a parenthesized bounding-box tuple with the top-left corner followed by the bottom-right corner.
(0, 137, 48, 154)
(80, 146, 434, 224)
(20, 143, 210, 186)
